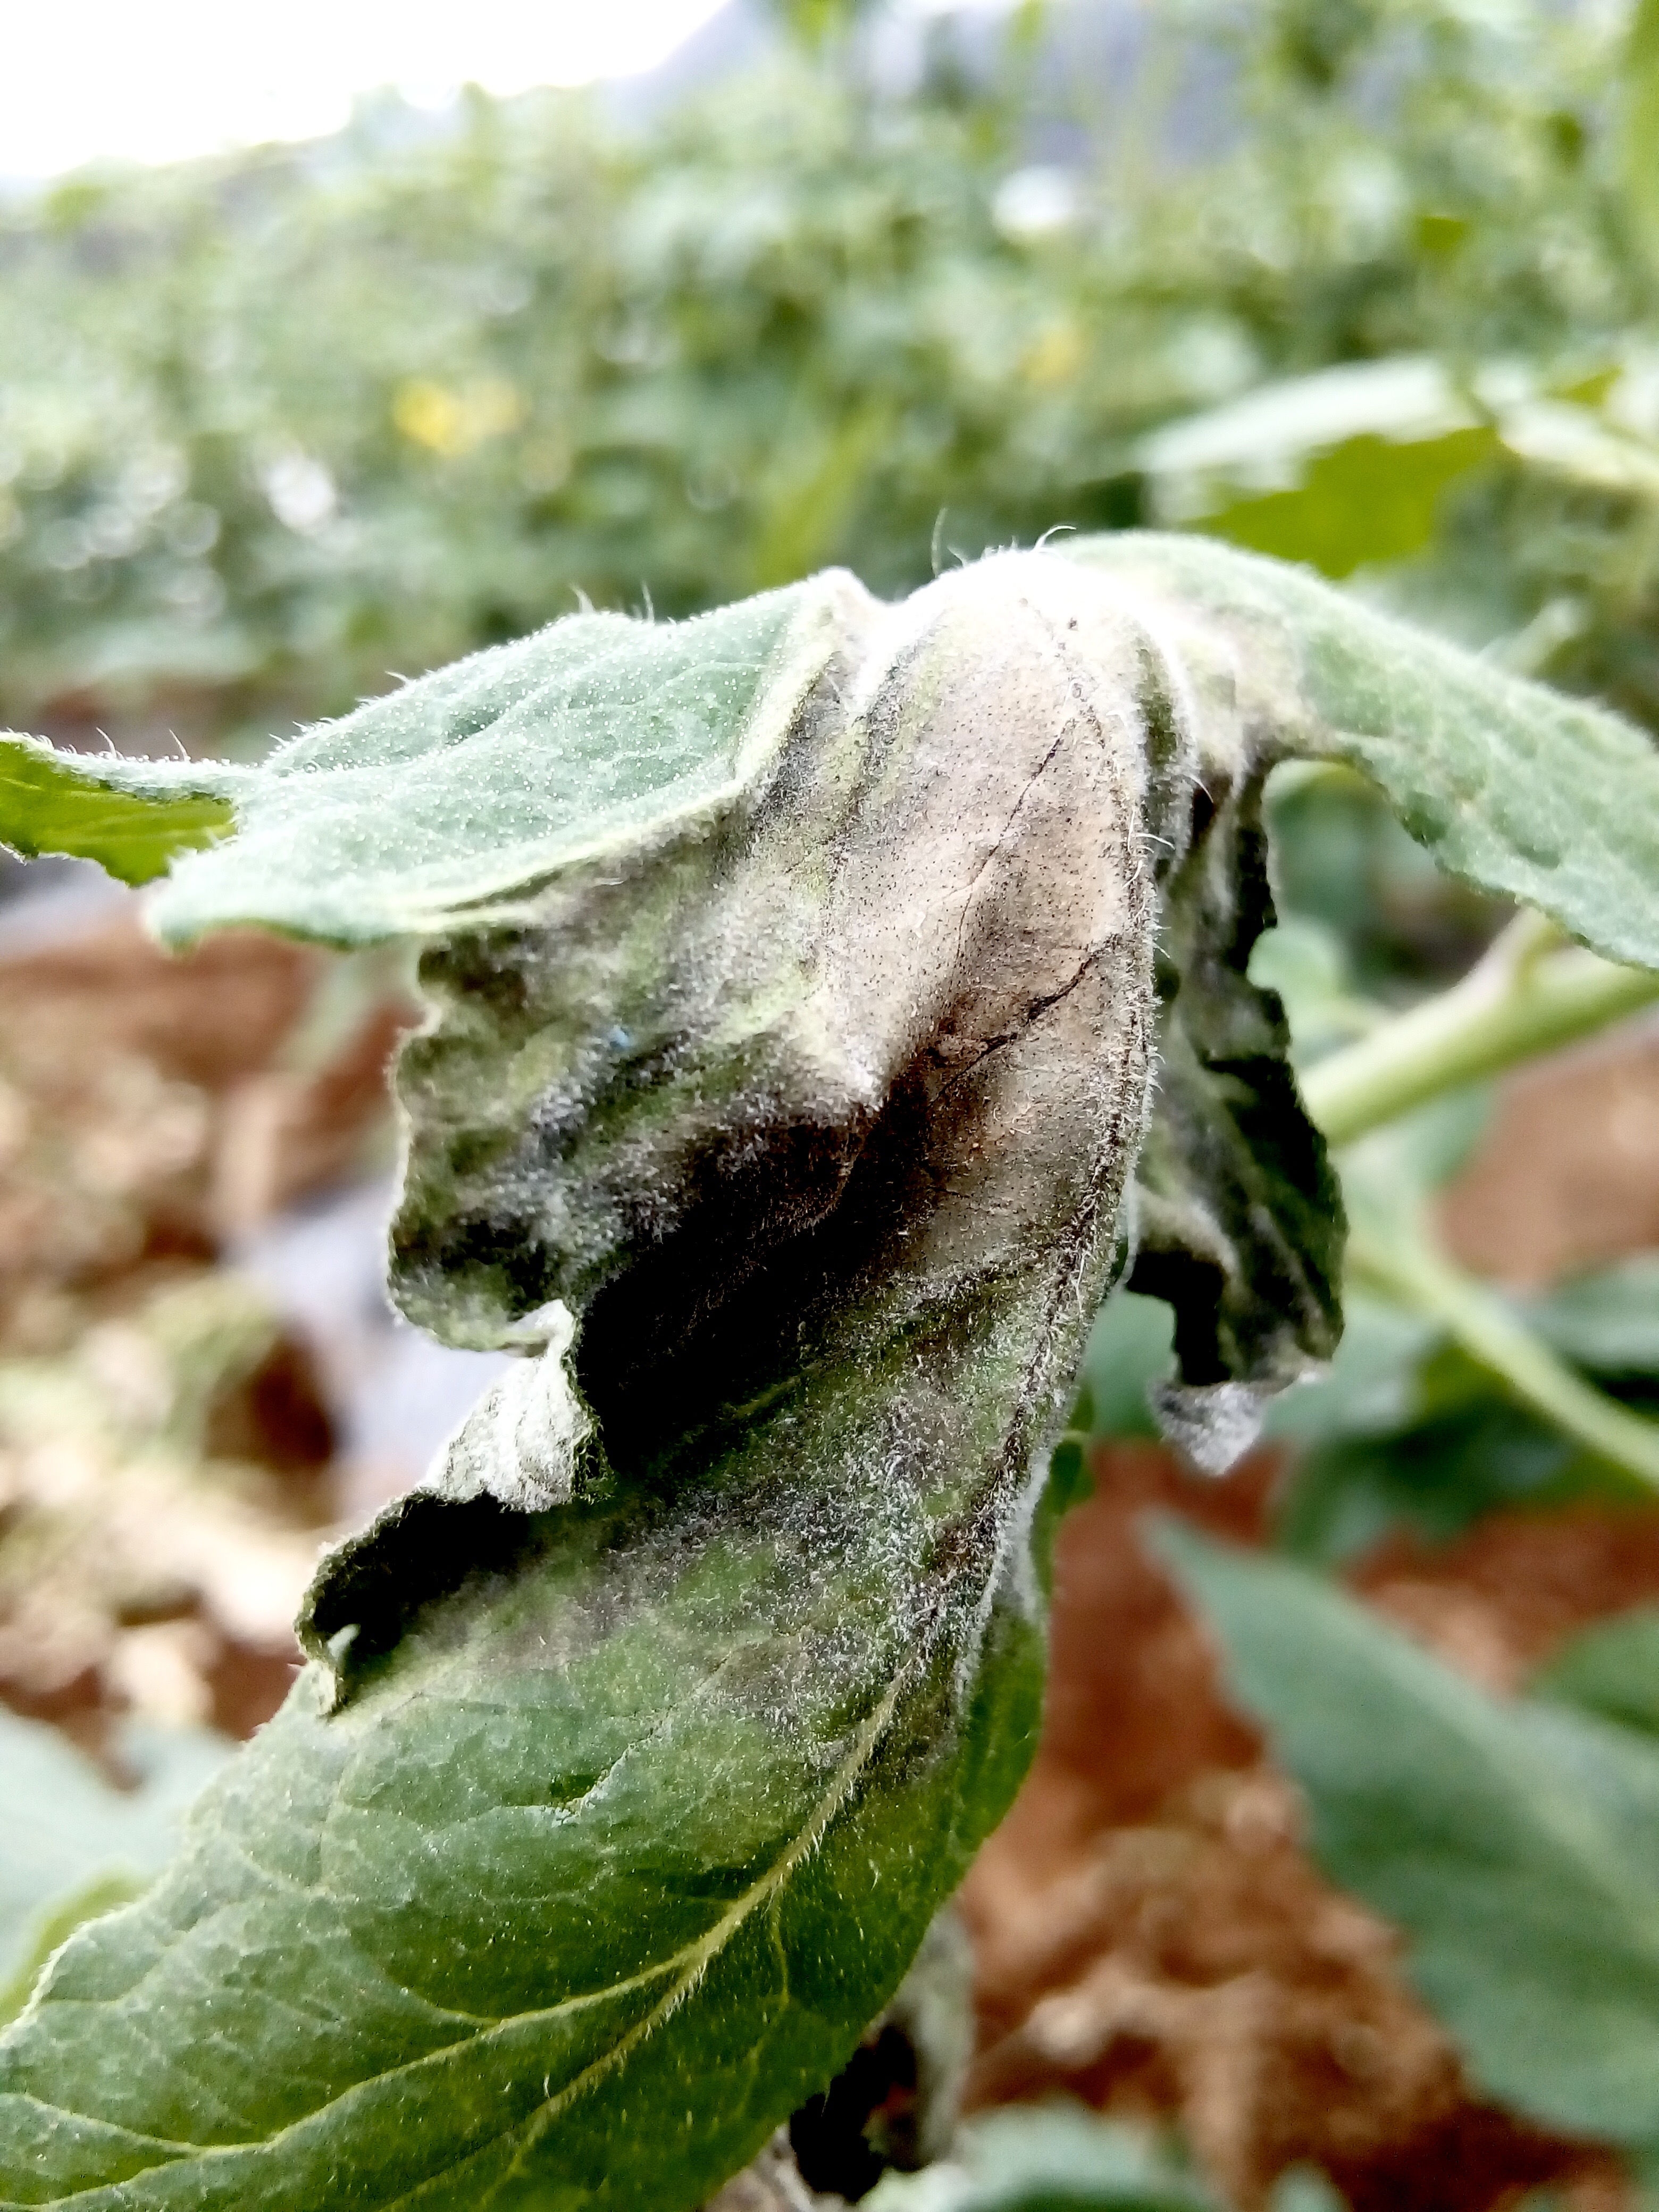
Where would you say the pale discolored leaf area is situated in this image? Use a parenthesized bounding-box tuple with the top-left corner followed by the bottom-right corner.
(3, 539, 1659, 2207)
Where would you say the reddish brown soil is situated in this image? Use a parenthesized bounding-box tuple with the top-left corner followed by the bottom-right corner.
(0, 914, 410, 1749)
(1438, 1023, 1659, 1287)
(0, 915, 409, 1345)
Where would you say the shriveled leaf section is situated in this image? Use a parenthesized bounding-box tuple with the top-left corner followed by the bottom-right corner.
(0, 555, 1166, 2209)
(1157, 1521, 1659, 2149)
(1124, 730, 1340, 1464)
(7, 536, 1655, 1429)
(380, 556, 1167, 1355)
(7, 539, 1659, 2203)
(0, 733, 243, 887)
(1060, 530, 1659, 1457)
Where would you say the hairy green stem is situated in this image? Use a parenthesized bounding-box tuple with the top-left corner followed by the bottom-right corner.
(1348, 1228, 1659, 1492)
(1299, 915, 1659, 1146)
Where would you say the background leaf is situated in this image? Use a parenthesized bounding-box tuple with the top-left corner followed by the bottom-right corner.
(1624, 0, 1659, 280)
(0, 1707, 228, 1997)
(1534, 1606, 1659, 1741)
(1156, 1520, 1659, 2148)
(864, 2104, 1222, 2212)
(1264, 1250, 1659, 1565)
(1073, 1292, 1175, 1443)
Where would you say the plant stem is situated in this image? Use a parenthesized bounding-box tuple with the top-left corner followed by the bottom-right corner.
(1299, 915, 1659, 1146)
(1348, 1228, 1659, 1492)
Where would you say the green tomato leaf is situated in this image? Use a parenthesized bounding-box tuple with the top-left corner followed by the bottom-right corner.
(1139, 356, 1502, 582)
(10, 538, 1659, 2204)
(0, 554, 1166, 2208)
(0, 732, 244, 887)
(1075, 1291, 1175, 1442)
(1, 1479, 1044, 2210)
(0, 1708, 229, 1996)
(1534, 1606, 1659, 1742)
(9, 537, 1654, 1438)
(150, 580, 853, 945)
(1534, 1258, 1659, 1382)
(1265, 1246, 1659, 1568)
(1271, 1380, 1614, 1566)
(864, 2104, 1222, 2212)
(1155, 1520, 1659, 2147)
(1062, 534, 1659, 973)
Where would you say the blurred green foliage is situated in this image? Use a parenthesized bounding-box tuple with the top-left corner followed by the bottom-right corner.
(1158, 1522, 1659, 2161)
(2, 0, 1654, 757)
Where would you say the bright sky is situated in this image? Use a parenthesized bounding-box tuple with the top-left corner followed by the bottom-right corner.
(1, 0, 735, 180)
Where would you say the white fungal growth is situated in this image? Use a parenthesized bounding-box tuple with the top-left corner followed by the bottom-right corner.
(427, 1302, 592, 1512)
(387, 552, 1172, 1529)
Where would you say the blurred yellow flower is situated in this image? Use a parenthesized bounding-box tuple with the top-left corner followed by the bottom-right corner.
(392, 376, 526, 457)
(1021, 322, 1086, 390)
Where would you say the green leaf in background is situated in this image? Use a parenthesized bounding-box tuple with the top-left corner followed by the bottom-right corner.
(1534, 1606, 1659, 1742)
(1137, 357, 1506, 582)
(1074, 1292, 1175, 1442)
(1271, 1365, 1610, 1564)
(1534, 1258, 1659, 1388)
(0, 733, 242, 887)
(0, 1707, 229, 2013)
(1334, 1117, 1659, 1499)
(863, 2104, 1223, 2212)
(1624, 0, 1659, 278)
(0, 0, 1638, 751)
(1194, 428, 1499, 583)
(1155, 1520, 1659, 2149)
(1264, 1253, 1659, 1566)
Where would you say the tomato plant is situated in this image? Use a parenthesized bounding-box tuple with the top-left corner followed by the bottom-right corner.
(2, 532, 1656, 2207)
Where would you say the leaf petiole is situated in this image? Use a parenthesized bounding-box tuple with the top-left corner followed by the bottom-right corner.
(1346, 1224, 1659, 1493)
(1298, 912, 1659, 1146)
